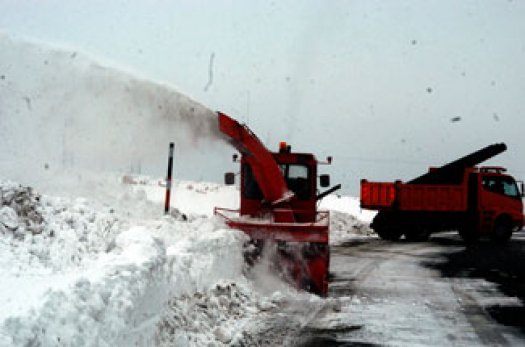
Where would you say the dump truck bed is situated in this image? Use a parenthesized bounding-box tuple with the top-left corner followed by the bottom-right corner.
(361, 180, 468, 212)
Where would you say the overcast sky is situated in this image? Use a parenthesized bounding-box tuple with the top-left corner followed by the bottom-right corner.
(1, 0, 524, 194)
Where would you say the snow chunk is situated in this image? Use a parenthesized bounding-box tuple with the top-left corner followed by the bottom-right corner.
(156, 281, 280, 346)
(0, 206, 18, 230)
(0, 180, 44, 235)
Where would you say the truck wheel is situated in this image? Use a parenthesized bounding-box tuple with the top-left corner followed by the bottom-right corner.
(376, 228, 403, 241)
(491, 218, 513, 244)
(405, 229, 430, 242)
(458, 228, 478, 244)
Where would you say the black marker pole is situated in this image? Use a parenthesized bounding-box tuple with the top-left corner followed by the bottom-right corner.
(165, 142, 174, 214)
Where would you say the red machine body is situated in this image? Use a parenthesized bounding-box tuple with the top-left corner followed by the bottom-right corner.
(361, 144, 524, 242)
(215, 112, 333, 295)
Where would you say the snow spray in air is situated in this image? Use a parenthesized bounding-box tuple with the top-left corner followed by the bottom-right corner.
(0, 34, 228, 193)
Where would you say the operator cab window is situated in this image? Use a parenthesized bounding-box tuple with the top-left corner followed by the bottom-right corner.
(482, 176, 520, 199)
(242, 164, 263, 200)
(279, 164, 311, 200)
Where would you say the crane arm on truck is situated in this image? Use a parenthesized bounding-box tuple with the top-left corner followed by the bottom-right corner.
(409, 143, 507, 185)
(218, 112, 294, 206)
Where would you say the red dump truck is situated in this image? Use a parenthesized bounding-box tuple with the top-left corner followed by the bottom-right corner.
(214, 112, 340, 296)
(361, 143, 524, 243)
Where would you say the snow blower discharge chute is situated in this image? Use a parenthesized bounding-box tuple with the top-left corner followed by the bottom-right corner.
(214, 112, 339, 296)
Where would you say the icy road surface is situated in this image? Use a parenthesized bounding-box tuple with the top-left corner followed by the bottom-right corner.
(248, 232, 525, 346)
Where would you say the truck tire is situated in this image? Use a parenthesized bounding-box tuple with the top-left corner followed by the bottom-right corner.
(405, 228, 430, 242)
(458, 228, 479, 244)
(491, 218, 513, 244)
(372, 213, 402, 241)
(376, 227, 403, 241)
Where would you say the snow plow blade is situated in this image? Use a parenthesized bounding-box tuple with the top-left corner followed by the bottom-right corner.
(215, 207, 330, 296)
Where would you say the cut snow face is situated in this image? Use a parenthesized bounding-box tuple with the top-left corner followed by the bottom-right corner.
(0, 34, 229, 194)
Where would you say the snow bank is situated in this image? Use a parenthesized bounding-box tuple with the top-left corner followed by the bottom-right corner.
(0, 176, 376, 346)
(329, 210, 375, 245)
(0, 179, 120, 345)
(2, 220, 248, 346)
(0, 179, 298, 346)
(3, 226, 165, 346)
(319, 195, 376, 223)
(0, 180, 120, 270)
(319, 195, 376, 245)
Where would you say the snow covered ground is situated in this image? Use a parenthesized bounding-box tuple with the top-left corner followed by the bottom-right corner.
(0, 177, 371, 346)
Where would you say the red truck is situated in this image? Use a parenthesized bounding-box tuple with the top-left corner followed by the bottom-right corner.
(361, 143, 524, 243)
(214, 112, 340, 296)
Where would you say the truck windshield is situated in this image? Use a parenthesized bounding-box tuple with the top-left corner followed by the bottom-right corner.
(482, 176, 520, 198)
(242, 163, 311, 200)
(279, 164, 311, 200)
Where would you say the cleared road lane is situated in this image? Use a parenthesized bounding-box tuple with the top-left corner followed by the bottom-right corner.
(295, 232, 525, 346)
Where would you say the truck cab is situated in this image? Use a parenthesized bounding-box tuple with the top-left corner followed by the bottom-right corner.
(239, 144, 321, 223)
(476, 168, 524, 236)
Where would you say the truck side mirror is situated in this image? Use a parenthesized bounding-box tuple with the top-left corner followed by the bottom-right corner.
(320, 174, 330, 188)
(224, 172, 235, 185)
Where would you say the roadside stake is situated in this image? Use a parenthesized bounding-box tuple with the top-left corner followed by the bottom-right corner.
(165, 142, 174, 214)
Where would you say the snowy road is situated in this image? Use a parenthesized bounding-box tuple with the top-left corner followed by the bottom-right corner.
(250, 232, 525, 346)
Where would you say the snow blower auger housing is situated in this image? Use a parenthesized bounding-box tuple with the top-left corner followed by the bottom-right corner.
(214, 111, 339, 296)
